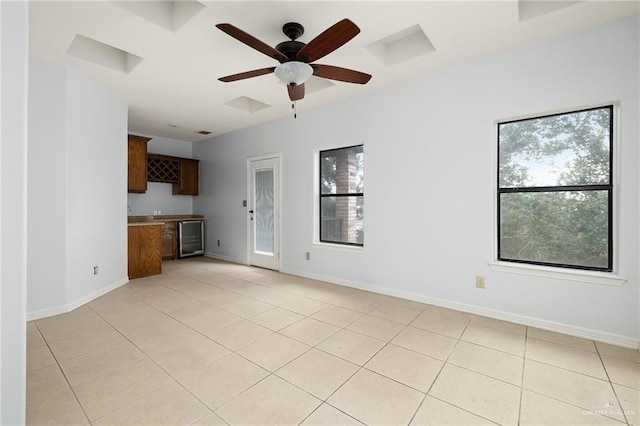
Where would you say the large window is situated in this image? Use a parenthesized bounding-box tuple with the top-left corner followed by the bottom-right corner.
(319, 145, 364, 246)
(497, 105, 613, 271)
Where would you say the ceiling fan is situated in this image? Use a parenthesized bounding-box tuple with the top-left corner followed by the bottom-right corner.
(216, 19, 372, 102)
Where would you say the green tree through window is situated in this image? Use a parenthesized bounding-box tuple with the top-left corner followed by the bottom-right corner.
(497, 106, 613, 271)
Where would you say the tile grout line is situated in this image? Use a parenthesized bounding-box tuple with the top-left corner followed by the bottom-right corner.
(517, 326, 529, 426)
(30, 322, 92, 425)
(594, 340, 631, 425)
(407, 317, 470, 425)
(84, 303, 229, 424)
(521, 337, 630, 424)
(149, 269, 391, 336)
(405, 317, 509, 426)
(157, 266, 387, 423)
(272, 299, 421, 424)
(204, 273, 389, 425)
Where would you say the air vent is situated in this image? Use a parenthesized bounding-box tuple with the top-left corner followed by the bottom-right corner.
(195, 130, 211, 135)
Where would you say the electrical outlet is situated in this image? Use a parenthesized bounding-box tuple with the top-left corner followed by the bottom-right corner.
(93, 266, 99, 275)
(305, 252, 310, 261)
(475, 276, 485, 289)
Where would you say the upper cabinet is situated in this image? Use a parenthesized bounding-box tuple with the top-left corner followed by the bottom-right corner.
(127, 135, 199, 195)
(146, 153, 199, 196)
(174, 158, 199, 195)
(128, 135, 150, 193)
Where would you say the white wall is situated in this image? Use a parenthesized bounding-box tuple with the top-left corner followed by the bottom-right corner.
(194, 16, 640, 346)
(66, 69, 128, 303)
(27, 58, 68, 313)
(1, 1, 28, 423)
(127, 134, 194, 216)
(27, 59, 128, 319)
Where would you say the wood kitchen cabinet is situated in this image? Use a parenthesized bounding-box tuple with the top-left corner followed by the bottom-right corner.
(128, 135, 150, 193)
(128, 223, 162, 279)
(173, 158, 199, 195)
(161, 221, 177, 260)
(146, 154, 199, 196)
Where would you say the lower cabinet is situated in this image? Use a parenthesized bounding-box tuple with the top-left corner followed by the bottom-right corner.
(162, 221, 177, 260)
(128, 224, 162, 279)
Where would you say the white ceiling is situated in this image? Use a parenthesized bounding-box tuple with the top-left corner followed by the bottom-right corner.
(29, 1, 638, 142)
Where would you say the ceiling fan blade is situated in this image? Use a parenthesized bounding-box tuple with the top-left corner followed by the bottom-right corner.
(216, 23, 288, 63)
(312, 64, 371, 84)
(296, 19, 360, 63)
(287, 83, 305, 101)
(218, 67, 275, 82)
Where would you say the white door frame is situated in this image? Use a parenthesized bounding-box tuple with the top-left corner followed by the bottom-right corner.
(246, 153, 282, 270)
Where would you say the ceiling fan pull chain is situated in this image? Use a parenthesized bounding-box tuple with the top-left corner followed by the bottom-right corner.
(292, 101, 297, 119)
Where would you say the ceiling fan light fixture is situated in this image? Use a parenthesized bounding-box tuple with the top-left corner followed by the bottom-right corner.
(274, 61, 313, 85)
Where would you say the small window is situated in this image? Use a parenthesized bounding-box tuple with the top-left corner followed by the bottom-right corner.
(319, 145, 364, 246)
(497, 106, 613, 271)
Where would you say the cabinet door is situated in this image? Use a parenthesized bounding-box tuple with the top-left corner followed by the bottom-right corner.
(128, 135, 150, 193)
(161, 222, 177, 260)
(128, 225, 162, 279)
(173, 159, 199, 195)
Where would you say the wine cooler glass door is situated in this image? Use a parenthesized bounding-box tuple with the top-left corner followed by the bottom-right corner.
(179, 220, 204, 257)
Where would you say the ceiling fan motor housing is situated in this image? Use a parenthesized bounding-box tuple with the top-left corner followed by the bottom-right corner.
(282, 22, 304, 40)
(276, 40, 306, 61)
(277, 22, 307, 61)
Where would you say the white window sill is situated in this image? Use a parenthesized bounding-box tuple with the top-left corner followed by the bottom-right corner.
(488, 261, 627, 287)
(312, 242, 365, 253)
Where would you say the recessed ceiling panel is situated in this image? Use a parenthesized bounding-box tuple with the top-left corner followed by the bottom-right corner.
(224, 96, 271, 114)
(66, 34, 143, 73)
(519, 0, 582, 22)
(305, 76, 336, 94)
(366, 24, 436, 67)
(111, 1, 204, 32)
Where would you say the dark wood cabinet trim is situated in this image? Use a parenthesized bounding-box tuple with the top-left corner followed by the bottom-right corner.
(161, 221, 178, 260)
(127, 135, 151, 193)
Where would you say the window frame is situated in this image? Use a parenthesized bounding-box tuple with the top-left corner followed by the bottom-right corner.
(496, 105, 614, 272)
(318, 144, 364, 247)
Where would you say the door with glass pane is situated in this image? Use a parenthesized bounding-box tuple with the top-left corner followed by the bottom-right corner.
(248, 156, 280, 270)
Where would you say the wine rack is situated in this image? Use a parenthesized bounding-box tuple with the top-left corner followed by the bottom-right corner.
(147, 154, 179, 183)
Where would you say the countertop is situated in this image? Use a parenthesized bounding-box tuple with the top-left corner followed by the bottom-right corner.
(127, 221, 164, 227)
(128, 214, 204, 224)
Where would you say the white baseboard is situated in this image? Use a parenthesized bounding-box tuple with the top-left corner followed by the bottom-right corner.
(281, 267, 640, 350)
(27, 277, 129, 321)
(204, 252, 247, 265)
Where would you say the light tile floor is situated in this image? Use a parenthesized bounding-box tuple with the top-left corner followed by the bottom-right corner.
(26, 257, 639, 425)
